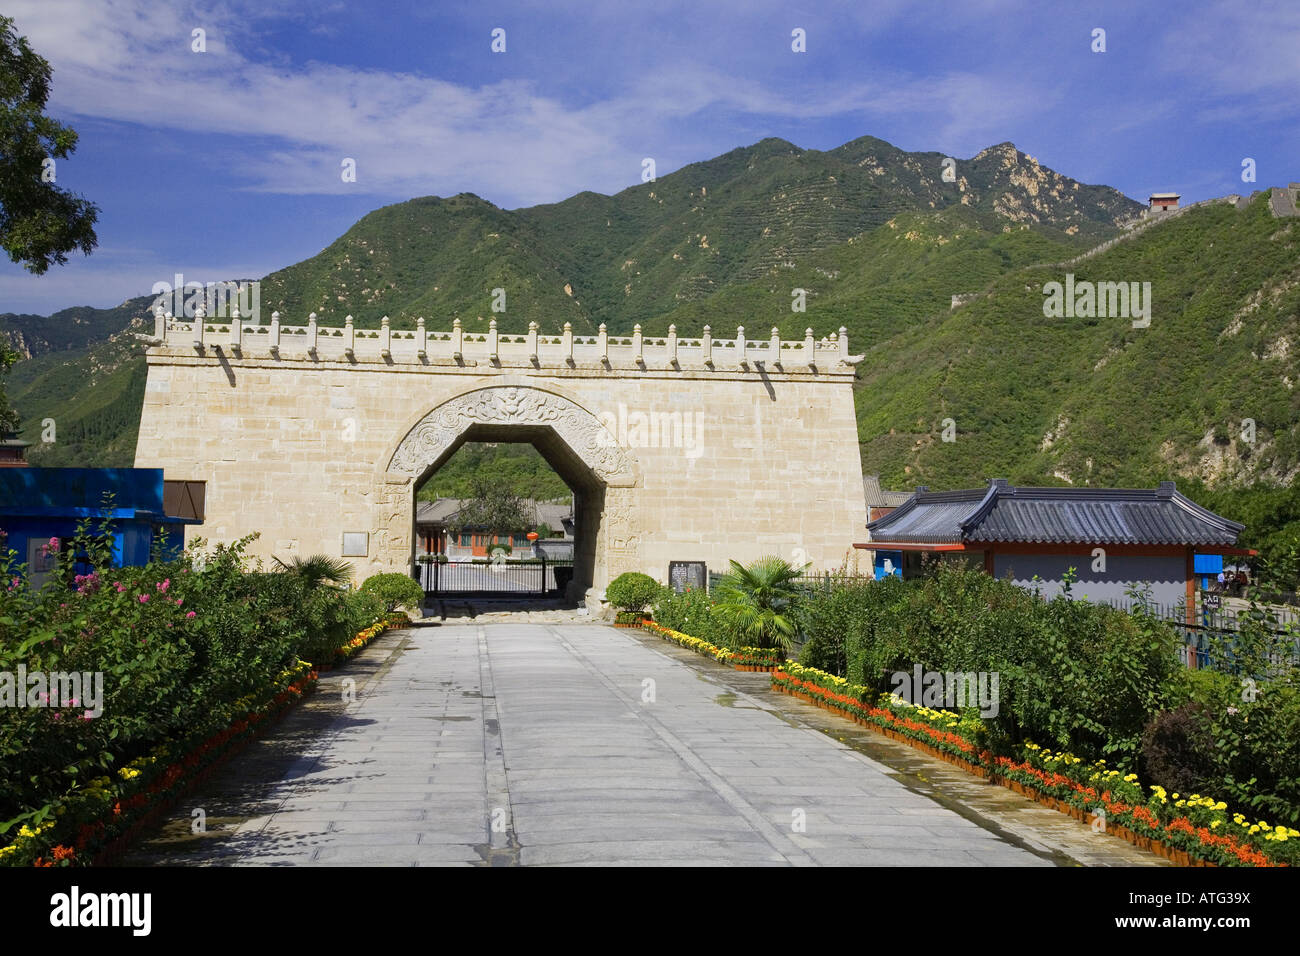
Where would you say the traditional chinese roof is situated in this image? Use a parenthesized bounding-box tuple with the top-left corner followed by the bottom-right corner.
(866, 479, 1243, 547)
(415, 497, 572, 532)
(863, 474, 911, 510)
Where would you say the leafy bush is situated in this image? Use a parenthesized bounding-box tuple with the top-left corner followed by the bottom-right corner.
(809, 562, 1180, 766)
(805, 575, 908, 679)
(359, 572, 424, 614)
(1171, 668, 1300, 825)
(0, 515, 388, 838)
(605, 572, 661, 613)
(1140, 702, 1220, 795)
(652, 587, 729, 646)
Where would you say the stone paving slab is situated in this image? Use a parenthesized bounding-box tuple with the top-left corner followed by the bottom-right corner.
(124, 621, 1164, 866)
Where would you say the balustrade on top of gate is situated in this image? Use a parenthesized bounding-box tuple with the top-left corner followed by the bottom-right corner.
(142, 305, 864, 372)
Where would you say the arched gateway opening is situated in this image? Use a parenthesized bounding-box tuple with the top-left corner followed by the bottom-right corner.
(381, 384, 640, 603)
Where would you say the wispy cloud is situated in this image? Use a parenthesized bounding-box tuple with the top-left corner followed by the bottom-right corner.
(5, 0, 1073, 205)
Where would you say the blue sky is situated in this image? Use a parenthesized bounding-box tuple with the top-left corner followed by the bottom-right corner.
(3, 0, 1297, 315)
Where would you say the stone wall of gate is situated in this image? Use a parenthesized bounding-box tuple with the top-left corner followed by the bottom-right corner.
(134, 315, 869, 597)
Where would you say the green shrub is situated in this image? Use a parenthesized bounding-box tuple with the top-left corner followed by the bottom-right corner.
(652, 586, 729, 645)
(812, 562, 1180, 766)
(805, 575, 908, 679)
(1177, 668, 1300, 825)
(0, 515, 390, 834)
(359, 572, 425, 613)
(1139, 702, 1220, 796)
(606, 572, 661, 613)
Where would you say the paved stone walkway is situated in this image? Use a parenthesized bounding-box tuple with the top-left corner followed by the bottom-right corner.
(126, 623, 1159, 866)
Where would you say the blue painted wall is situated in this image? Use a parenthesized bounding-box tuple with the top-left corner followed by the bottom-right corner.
(0, 468, 189, 584)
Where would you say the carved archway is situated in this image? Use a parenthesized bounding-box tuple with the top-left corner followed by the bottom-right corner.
(380, 384, 641, 602)
(387, 385, 637, 485)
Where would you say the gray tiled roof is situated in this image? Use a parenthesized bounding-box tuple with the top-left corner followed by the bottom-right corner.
(863, 474, 912, 509)
(415, 497, 572, 531)
(867, 480, 1243, 547)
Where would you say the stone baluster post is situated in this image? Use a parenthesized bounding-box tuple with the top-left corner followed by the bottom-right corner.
(153, 305, 166, 341)
(416, 316, 427, 358)
(527, 321, 539, 363)
(735, 325, 747, 367)
(562, 321, 574, 365)
(308, 312, 318, 357)
(598, 323, 608, 365)
(229, 303, 242, 353)
(488, 317, 499, 362)
(381, 315, 391, 358)
(770, 326, 781, 368)
(270, 311, 281, 353)
(633, 324, 643, 365)
(702, 325, 713, 366)
(193, 304, 206, 351)
(344, 314, 355, 358)
(804, 327, 815, 368)
(839, 326, 850, 362)
(667, 324, 678, 366)
(452, 317, 463, 361)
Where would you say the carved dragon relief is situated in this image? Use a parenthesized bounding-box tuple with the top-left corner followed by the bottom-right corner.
(387, 386, 636, 484)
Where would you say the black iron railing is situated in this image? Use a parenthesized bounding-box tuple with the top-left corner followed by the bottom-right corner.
(417, 558, 573, 596)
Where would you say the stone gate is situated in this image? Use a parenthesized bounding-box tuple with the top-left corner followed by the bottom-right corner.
(134, 310, 869, 604)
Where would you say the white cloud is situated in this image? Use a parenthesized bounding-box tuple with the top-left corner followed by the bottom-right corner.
(0, 251, 266, 315)
(4, 0, 1069, 206)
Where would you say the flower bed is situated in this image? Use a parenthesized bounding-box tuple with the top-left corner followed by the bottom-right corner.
(643, 621, 783, 671)
(770, 661, 1296, 867)
(317, 613, 403, 670)
(0, 618, 397, 867)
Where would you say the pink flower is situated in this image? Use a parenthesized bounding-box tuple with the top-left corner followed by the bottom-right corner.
(81, 712, 94, 720)
(114, 582, 126, 593)
(138, 594, 149, 603)
(157, 579, 170, 592)
(48, 537, 59, 550)
(186, 611, 196, 619)
(175, 598, 183, 606)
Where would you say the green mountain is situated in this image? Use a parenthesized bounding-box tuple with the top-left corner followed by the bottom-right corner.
(256, 138, 1134, 334)
(856, 194, 1300, 491)
(3, 306, 151, 466)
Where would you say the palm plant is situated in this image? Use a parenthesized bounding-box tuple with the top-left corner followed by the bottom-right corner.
(711, 556, 807, 650)
(272, 553, 354, 590)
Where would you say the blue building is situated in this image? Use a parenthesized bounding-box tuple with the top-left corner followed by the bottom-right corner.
(0, 464, 204, 588)
(1193, 552, 1224, 592)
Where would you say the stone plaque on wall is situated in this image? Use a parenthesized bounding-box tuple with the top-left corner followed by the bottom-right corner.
(669, 561, 707, 593)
